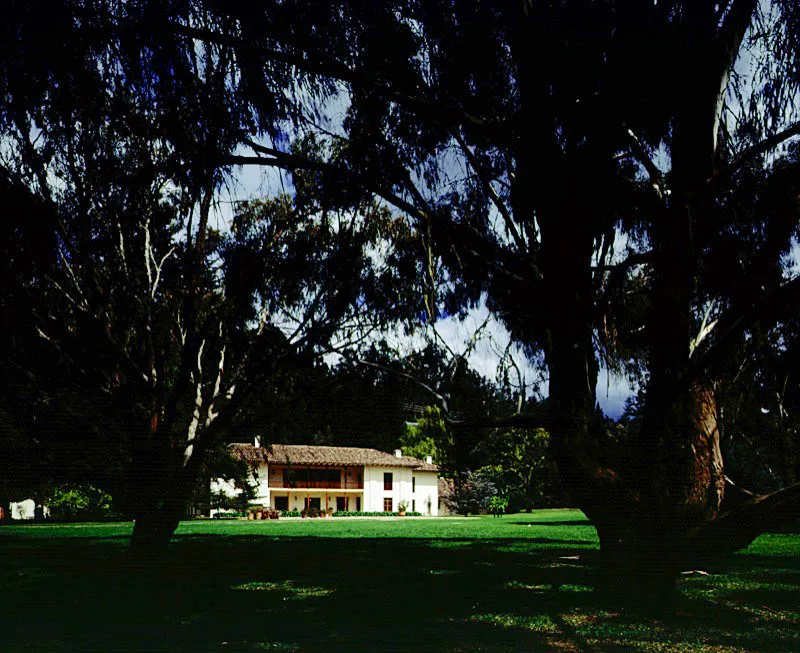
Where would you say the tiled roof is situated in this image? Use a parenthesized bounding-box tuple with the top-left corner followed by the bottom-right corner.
(230, 443, 439, 472)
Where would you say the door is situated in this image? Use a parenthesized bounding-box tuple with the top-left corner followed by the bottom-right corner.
(336, 497, 346, 512)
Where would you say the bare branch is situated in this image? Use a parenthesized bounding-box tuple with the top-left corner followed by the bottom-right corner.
(205, 326, 226, 428)
(116, 221, 129, 280)
(184, 338, 206, 467)
(689, 300, 718, 357)
(623, 126, 666, 199)
(689, 274, 800, 379)
(151, 246, 177, 300)
(144, 216, 153, 292)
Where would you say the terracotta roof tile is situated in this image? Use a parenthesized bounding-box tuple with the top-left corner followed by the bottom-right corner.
(230, 443, 439, 471)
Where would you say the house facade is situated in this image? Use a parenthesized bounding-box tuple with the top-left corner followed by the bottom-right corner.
(220, 442, 441, 515)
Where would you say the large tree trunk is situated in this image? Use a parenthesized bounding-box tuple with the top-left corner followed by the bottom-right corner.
(588, 383, 726, 596)
(539, 178, 738, 596)
(130, 496, 185, 554)
(127, 438, 194, 556)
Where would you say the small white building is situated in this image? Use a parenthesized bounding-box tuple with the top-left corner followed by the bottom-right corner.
(218, 442, 441, 515)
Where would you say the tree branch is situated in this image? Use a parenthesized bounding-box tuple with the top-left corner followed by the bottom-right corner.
(688, 480, 800, 564)
(452, 131, 526, 252)
(623, 126, 666, 199)
(354, 357, 450, 414)
(227, 153, 426, 221)
(710, 120, 800, 186)
(168, 21, 501, 138)
(688, 274, 800, 379)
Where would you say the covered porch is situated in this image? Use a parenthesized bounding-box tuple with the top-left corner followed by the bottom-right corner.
(268, 488, 364, 514)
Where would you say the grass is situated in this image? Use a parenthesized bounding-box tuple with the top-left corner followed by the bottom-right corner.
(1, 510, 799, 652)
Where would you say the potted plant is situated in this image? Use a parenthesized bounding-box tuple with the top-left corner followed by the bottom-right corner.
(397, 500, 409, 517)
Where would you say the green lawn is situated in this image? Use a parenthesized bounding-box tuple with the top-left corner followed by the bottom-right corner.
(1, 510, 798, 652)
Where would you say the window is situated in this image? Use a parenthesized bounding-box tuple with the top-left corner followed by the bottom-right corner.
(412, 500, 416, 512)
(304, 497, 321, 511)
(356, 497, 361, 511)
(412, 477, 416, 493)
(383, 498, 393, 512)
(336, 497, 346, 512)
(274, 496, 288, 511)
(384, 472, 393, 491)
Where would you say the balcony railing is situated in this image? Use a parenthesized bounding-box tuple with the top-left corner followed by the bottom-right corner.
(268, 480, 364, 490)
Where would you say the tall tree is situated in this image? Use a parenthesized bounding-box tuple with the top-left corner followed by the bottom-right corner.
(0, 1, 413, 548)
(180, 0, 800, 591)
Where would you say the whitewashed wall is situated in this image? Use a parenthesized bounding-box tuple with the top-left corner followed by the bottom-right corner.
(212, 459, 439, 515)
(364, 465, 414, 512)
(412, 471, 439, 516)
(10, 499, 35, 520)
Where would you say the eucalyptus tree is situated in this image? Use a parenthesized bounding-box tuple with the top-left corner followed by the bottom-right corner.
(180, 0, 800, 590)
(0, 1, 414, 547)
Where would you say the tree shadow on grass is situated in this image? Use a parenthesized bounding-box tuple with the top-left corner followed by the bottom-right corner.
(2, 532, 799, 651)
(508, 520, 591, 527)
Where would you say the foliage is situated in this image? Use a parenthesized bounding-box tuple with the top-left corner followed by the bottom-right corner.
(210, 490, 240, 513)
(442, 471, 498, 516)
(397, 500, 409, 513)
(400, 405, 445, 463)
(0, 1, 422, 544)
(2, 0, 800, 572)
(181, 0, 800, 576)
(211, 512, 245, 520)
(486, 495, 508, 517)
(476, 428, 563, 510)
(46, 484, 118, 521)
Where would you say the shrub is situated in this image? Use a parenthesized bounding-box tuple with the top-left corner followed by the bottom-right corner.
(47, 484, 118, 521)
(442, 471, 497, 516)
(331, 511, 422, 517)
(487, 495, 509, 517)
(212, 511, 245, 520)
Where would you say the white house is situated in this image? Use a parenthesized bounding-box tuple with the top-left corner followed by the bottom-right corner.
(218, 442, 441, 516)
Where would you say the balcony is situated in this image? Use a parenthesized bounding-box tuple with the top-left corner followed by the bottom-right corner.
(268, 480, 364, 490)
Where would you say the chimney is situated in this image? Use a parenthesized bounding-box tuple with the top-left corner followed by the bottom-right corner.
(394, 449, 402, 458)
(254, 436, 261, 449)
(425, 456, 433, 465)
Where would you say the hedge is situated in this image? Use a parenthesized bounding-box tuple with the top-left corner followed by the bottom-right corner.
(331, 511, 423, 517)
